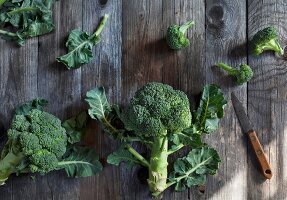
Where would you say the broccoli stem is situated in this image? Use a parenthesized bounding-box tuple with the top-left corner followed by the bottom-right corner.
(0, 151, 24, 185)
(179, 20, 194, 34)
(148, 134, 169, 197)
(0, 0, 6, 7)
(90, 14, 109, 41)
(215, 62, 238, 76)
(125, 144, 150, 168)
(0, 29, 18, 38)
(265, 39, 284, 56)
(7, 7, 38, 16)
(167, 143, 184, 155)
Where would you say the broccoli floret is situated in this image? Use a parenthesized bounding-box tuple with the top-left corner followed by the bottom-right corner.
(120, 82, 192, 194)
(166, 20, 194, 50)
(250, 27, 284, 56)
(0, 109, 67, 185)
(215, 62, 253, 85)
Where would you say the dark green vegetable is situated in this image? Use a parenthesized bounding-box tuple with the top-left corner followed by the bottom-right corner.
(166, 20, 194, 50)
(215, 62, 253, 85)
(86, 82, 227, 197)
(250, 27, 284, 56)
(0, 0, 55, 46)
(56, 14, 109, 69)
(0, 100, 102, 185)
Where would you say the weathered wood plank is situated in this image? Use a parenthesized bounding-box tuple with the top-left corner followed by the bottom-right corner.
(247, 0, 287, 199)
(80, 0, 122, 200)
(204, 0, 248, 200)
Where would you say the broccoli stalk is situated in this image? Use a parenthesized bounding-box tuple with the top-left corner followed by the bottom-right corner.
(215, 62, 253, 85)
(0, 151, 24, 185)
(250, 27, 284, 56)
(0, 0, 6, 7)
(166, 20, 194, 50)
(148, 134, 169, 194)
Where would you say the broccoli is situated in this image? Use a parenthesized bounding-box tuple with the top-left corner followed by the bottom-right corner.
(86, 83, 227, 197)
(215, 62, 253, 85)
(250, 27, 284, 56)
(0, 109, 67, 185)
(166, 20, 194, 50)
(0, 103, 102, 185)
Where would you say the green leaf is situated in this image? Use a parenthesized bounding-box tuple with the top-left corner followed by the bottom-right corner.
(107, 147, 140, 168)
(193, 84, 227, 134)
(15, 98, 48, 115)
(85, 87, 124, 139)
(57, 14, 109, 69)
(85, 87, 111, 120)
(169, 147, 220, 191)
(171, 128, 204, 148)
(0, 0, 55, 45)
(59, 146, 102, 178)
(62, 111, 88, 144)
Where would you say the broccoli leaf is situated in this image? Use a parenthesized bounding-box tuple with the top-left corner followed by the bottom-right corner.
(62, 111, 88, 144)
(169, 147, 220, 192)
(107, 147, 140, 168)
(171, 128, 203, 148)
(0, 0, 55, 46)
(15, 98, 48, 115)
(59, 146, 102, 177)
(193, 84, 227, 134)
(57, 14, 108, 69)
(85, 87, 124, 139)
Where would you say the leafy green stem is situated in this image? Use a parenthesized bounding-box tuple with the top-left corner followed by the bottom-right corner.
(0, 29, 18, 37)
(215, 62, 238, 75)
(7, 7, 38, 16)
(90, 14, 109, 40)
(167, 143, 184, 155)
(179, 20, 194, 34)
(125, 144, 150, 168)
(0, 0, 6, 7)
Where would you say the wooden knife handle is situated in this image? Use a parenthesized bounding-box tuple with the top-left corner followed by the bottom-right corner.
(247, 130, 272, 179)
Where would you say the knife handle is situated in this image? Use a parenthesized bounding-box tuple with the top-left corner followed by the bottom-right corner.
(247, 130, 272, 179)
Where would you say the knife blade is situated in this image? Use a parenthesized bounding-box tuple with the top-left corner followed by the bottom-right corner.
(231, 92, 273, 179)
(231, 93, 252, 133)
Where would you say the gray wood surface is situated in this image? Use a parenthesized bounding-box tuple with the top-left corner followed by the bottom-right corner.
(0, 0, 285, 199)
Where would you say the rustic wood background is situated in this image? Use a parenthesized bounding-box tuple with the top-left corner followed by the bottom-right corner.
(0, 0, 286, 199)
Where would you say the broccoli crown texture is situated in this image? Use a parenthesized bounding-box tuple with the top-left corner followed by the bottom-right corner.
(216, 63, 253, 85)
(166, 21, 194, 50)
(6, 109, 67, 173)
(250, 27, 284, 56)
(236, 64, 254, 85)
(120, 82, 192, 138)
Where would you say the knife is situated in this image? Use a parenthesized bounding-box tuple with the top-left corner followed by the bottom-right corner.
(231, 92, 272, 179)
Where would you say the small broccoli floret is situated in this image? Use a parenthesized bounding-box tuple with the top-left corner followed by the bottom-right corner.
(0, 109, 67, 185)
(166, 20, 194, 50)
(250, 27, 284, 56)
(215, 62, 254, 85)
(120, 82, 192, 194)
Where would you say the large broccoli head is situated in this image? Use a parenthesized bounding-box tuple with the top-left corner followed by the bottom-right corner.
(250, 27, 284, 56)
(166, 20, 194, 50)
(0, 109, 67, 185)
(120, 82, 192, 138)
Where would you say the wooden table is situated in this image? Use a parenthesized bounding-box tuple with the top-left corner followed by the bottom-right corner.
(0, 0, 286, 199)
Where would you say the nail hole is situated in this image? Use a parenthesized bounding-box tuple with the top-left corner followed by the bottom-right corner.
(265, 169, 271, 174)
(198, 185, 205, 193)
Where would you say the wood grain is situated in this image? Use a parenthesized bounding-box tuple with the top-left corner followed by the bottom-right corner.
(204, 0, 248, 200)
(248, 0, 287, 199)
(0, 0, 287, 199)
